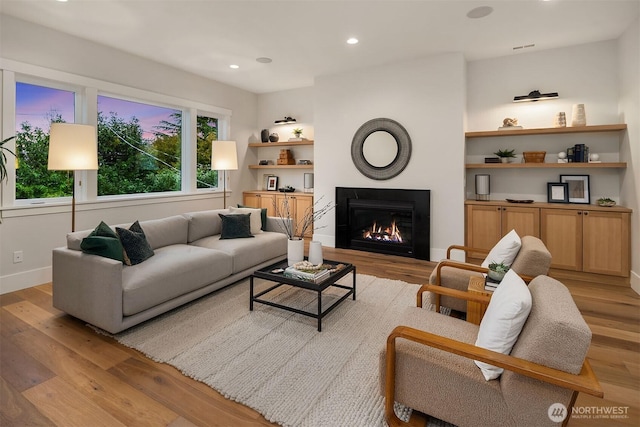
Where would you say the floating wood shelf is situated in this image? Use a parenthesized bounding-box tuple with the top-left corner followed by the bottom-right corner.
(465, 124, 627, 138)
(248, 140, 314, 147)
(465, 162, 626, 169)
(249, 164, 313, 169)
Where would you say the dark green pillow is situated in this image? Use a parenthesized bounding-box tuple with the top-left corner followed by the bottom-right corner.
(116, 220, 154, 265)
(219, 213, 255, 239)
(238, 204, 268, 231)
(80, 221, 124, 262)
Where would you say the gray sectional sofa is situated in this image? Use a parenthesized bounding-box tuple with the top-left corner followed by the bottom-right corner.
(52, 209, 288, 333)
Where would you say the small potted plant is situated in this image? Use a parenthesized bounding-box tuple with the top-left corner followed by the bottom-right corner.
(597, 197, 616, 207)
(487, 261, 509, 282)
(292, 128, 303, 139)
(494, 148, 516, 163)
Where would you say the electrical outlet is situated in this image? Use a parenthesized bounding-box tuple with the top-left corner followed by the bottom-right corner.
(13, 251, 23, 263)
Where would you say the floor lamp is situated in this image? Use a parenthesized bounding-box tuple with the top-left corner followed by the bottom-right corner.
(211, 140, 238, 209)
(48, 123, 98, 232)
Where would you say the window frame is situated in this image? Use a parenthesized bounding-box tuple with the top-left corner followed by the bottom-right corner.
(1, 59, 232, 213)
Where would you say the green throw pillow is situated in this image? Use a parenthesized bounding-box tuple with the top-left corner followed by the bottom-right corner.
(238, 204, 268, 231)
(80, 221, 124, 262)
(219, 213, 254, 239)
(116, 220, 155, 265)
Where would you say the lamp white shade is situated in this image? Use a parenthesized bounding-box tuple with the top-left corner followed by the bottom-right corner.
(48, 123, 98, 170)
(211, 140, 238, 170)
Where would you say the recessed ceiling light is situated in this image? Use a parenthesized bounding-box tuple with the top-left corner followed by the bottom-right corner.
(347, 38, 359, 45)
(466, 6, 493, 19)
(256, 57, 273, 64)
(229, 64, 239, 69)
(56, 0, 68, 2)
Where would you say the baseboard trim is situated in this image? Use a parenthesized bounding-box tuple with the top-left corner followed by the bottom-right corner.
(631, 270, 640, 295)
(0, 266, 51, 294)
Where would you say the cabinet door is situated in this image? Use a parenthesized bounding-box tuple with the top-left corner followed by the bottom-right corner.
(295, 195, 314, 237)
(466, 205, 502, 254)
(582, 211, 630, 277)
(501, 206, 540, 237)
(243, 193, 260, 209)
(243, 193, 276, 216)
(541, 209, 582, 271)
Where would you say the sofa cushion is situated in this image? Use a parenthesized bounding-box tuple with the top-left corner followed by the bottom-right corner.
(238, 204, 267, 231)
(184, 209, 228, 243)
(481, 229, 521, 269)
(229, 206, 263, 234)
(122, 244, 233, 316)
(191, 231, 287, 273)
(475, 269, 532, 380)
(138, 215, 189, 250)
(80, 221, 124, 262)
(117, 221, 155, 266)
(219, 213, 254, 239)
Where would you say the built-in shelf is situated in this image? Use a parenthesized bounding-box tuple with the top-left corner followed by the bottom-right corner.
(249, 164, 313, 169)
(466, 162, 627, 169)
(465, 124, 627, 138)
(248, 140, 314, 147)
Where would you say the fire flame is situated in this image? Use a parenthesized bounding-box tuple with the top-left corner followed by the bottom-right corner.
(362, 220, 403, 243)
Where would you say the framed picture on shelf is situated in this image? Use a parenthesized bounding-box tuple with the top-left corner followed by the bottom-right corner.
(267, 175, 279, 191)
(560, 174, 590, 204)
(547, 182, 569, 203)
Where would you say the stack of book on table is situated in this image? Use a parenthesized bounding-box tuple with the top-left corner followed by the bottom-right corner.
(284, 266, 330, 283)
(484, 276, 500, 292)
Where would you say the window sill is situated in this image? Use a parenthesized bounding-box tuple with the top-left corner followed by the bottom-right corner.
(1, 190, 226, 219)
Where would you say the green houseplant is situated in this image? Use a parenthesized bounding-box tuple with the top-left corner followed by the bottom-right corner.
(487, 261, 509, 282)
(494, 148, 516, 163)
(0, 136, 17, 183)
(292, 128, 303, 138)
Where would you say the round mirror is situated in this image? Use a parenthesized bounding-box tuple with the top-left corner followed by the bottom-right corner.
(351, 118, 412, 180)
(362, 131, 398, 167)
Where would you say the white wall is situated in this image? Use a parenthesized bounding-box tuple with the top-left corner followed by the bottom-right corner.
(313, 53, 467, 260)
(0, 15, 259, 293)
(253, 87, 315, 192)
(466, 41, 625, 202)
(618, 17, 640, 292)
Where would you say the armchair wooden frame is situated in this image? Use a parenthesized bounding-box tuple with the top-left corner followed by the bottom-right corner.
(384, 283, 603, 427)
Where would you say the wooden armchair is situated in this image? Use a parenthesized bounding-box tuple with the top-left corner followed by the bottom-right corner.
(380, 276, 602, 427)
(428, 236, 551, 313)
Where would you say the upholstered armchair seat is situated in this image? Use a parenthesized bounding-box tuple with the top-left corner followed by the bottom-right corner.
(429, 235, 552, 313)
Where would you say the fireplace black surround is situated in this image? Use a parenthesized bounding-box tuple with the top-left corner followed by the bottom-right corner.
(335, 187, 430, 260)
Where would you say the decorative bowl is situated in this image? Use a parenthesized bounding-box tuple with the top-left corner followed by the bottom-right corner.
(487, 269, 506, 282)
(597, 200, 616, 207)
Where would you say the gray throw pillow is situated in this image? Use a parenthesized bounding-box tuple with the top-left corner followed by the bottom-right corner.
(219, 213, 254, 239)
(116, 220, 154, 265)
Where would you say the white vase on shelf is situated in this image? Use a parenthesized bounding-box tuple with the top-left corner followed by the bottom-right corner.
(308, 241, 323, 265)
(287, 238, 304, 266)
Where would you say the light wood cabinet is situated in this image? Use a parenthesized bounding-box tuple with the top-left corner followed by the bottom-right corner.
(541, 208, 630, 276)
(466, 203, 539, 254)
(242, 191, 276, 216)
(466, 200, 631, 278)
(276, 193, 314, 238)
(243, 191, 314, 237)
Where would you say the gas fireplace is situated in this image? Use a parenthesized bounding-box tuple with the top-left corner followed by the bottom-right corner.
(335, 187, 430, 260)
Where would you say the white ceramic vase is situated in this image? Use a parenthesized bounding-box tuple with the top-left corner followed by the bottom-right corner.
(308, 241, 323, 265)
(571, 104, 586, 127)
(287, 238, 304, 266)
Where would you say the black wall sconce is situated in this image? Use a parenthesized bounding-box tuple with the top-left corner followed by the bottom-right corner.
(513, 90, 559, 103)
(274, 116, 297, 124)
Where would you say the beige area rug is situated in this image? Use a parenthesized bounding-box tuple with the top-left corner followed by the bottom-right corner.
(107, 274, 454, 427)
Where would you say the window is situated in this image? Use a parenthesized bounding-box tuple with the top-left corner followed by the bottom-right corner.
(97, 95, 182, 196)
(14, 82, 75, 199)
(196, 114, 218, 189)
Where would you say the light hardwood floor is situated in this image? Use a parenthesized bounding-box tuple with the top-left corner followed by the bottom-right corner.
(1, 247, 639, 426)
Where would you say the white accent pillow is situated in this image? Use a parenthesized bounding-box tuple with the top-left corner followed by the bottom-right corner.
(481, 229, 521, 268)
(228, 207, 263, 235)
(474, 269, 532, 380)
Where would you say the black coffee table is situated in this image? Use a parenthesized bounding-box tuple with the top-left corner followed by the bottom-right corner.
(250, 259, 356, 332)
